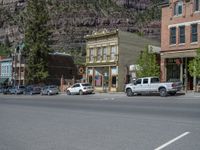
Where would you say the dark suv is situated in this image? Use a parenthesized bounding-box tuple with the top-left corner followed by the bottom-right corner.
(24, 85, 41, 95)
(2, 86, 13, 94)
(12, 85, 26, 94)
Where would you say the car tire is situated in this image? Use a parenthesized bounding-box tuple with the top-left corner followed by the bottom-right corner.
(159, 88, 167, 97)
(79, 90, 83, 95)
(126, 88, 133, 97)
(168, 91, 176, 96)
(66, 90, 71, 95)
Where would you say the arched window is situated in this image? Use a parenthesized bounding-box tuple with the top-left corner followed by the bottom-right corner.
(174, 1, 183, 16)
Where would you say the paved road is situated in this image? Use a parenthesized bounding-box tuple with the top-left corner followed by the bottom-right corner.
(0, 93, 200, 150)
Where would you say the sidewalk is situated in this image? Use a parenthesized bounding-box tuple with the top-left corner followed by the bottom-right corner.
(183, 91, 200, 97)
(96, 91, 200, 98)
(59, 91, 200, 97)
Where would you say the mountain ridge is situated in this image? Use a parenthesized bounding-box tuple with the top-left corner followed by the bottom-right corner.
(0, 0, 161, 52)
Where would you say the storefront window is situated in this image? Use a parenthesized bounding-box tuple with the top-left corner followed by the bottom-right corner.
(111, 76, 117, 87)
(95, 75, 102, 87)
(166, 59, 180, 81)
(88, 76, 93, 85)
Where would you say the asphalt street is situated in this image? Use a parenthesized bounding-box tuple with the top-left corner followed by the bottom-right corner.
(0, 93, 200, 150)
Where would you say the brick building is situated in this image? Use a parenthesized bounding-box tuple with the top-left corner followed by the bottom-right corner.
(161, 0, 200, 90)
(47, 53, 77, 85)
(12, 50, 77, 86)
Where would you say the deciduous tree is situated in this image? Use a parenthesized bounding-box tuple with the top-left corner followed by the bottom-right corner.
(188, 48, 200, 78)
(136, 46, 160, 78)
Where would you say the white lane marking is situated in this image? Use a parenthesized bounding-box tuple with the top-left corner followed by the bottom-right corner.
(87, 97, 115, 101)
(154, 132, 190, 150)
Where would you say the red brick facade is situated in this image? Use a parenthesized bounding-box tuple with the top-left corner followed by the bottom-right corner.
(161, 0, 200, 90)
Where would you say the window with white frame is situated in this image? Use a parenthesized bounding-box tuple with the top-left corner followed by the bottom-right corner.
(174, 1, 183, 16)
(102, 47, 107, 61)
(97, 48, 102, 61)
(89, 48, 94, 62)
(179, 26, 185, 44)
(110, 46, 117, 61)
(170, 27, 176, 44)
(191, 24, 198, 43)
(194, 0, 200, 11)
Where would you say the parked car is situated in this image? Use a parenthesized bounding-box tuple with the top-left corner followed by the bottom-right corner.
(24, 85, 41, 95)
(41, 85, 59, 95)
(3, 86, 13, 94)
(10, 85, 26, 95)
(0, 87, 3, 93)
(125, 77, 182, 97)
(8, 86, 17, 94)
(66, 83, 94, 95)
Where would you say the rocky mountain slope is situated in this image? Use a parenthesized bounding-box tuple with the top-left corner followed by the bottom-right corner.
(0, 0, 161, 52)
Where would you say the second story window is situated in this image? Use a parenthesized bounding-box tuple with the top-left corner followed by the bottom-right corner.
(89, 48, 94, 62)
(191, 24, 198, 43)
(194, 0, 200, 11)
(170, 27, 176, 45)
(102, 47, 107, 61)
(110, 46, 117, 61)
(179, 26, 185, 44)
(97, 48, 102, 61)
(174, 1, 183, 16)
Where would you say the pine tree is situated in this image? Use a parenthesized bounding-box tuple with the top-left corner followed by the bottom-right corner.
(24, 0, 52, 84)
(136, 46, 160, 78)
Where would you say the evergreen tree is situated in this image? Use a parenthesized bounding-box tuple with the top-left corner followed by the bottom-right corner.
(24, 0, 52, 84)
(136, 46, 160, 78)
(0, 40, 11, 56)
(188, 48, 200, 78)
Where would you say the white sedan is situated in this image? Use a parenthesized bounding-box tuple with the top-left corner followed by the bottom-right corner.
(66, 83, 94, 95)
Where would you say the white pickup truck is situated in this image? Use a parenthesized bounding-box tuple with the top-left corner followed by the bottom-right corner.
(125, 77, 182, 97)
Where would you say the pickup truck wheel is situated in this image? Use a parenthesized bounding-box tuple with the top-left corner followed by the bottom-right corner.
(159, 88, 167, 97)
(168, 91, 176, 96)
(126, 89, 133, 97)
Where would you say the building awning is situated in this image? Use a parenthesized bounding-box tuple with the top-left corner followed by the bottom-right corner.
(0, 78, 9, 84)
(161, 50, 196, 58)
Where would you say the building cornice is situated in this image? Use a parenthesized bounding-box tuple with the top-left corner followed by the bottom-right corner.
(85, 30, 118, 40)
(161, 48, 197, 53)
(168, 20, 200, 28)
